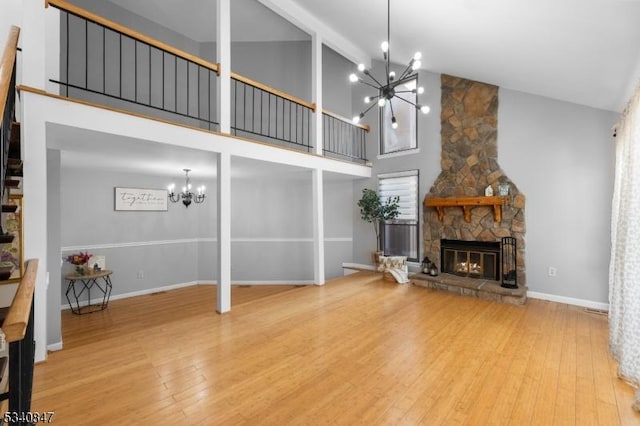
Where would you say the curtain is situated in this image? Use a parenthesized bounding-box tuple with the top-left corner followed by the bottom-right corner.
(609, 83, 640, 412)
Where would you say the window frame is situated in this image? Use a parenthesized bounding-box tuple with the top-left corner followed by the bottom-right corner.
(379, 76, 419, 156)
(378, 170, 420, 262)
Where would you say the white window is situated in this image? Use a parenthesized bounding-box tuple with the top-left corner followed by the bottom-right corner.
(378, 170, 419, 261)
(380, 77, 418, 155)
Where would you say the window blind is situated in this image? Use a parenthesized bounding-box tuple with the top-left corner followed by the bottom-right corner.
(378, 171, 418, 222)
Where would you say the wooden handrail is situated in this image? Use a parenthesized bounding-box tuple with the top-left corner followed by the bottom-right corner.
(322, 109, 370, 132)
(230, 72, 316, 111)
(0, 25, 20, 125)
(45, 1, 371, 137)
(47, 0, 219, 74)
(2, 259, 37, 343)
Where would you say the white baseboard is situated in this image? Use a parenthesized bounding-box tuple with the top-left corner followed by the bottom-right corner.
(527, 291, 609, 311)
(342, 262, 376, 272)
(47, 341, 63, 352)
(60, 281, 199, 311)
(201, 280, 315, 285)
(231, 280, 314, 285)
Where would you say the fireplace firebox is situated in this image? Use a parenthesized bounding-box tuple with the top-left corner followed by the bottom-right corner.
(440, 239, 500, 281)
(440, 238, 519, 288)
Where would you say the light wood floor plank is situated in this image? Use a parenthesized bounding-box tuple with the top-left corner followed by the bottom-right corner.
(30, 273, 640, 425)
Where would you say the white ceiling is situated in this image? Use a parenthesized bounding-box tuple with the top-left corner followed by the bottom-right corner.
(110, 0, 640, 112)
(290, 0, 640, 113)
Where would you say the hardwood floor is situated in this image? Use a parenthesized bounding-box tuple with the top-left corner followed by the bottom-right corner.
(32, 273, 639, 425)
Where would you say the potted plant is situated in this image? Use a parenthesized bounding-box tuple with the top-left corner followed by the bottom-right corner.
(357, 188, 400, 264)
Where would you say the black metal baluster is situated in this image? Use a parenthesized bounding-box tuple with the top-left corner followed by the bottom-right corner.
(84, 18, 88, 90)
(102, 26, 105, 94)
(65, 12, 69, 96)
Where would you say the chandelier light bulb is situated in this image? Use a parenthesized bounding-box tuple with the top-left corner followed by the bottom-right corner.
(346, 0, 429, 131)
(168, 184, 175, 192)
(182, 186, 187, 192)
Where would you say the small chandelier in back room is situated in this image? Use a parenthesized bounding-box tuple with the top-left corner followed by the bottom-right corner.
(168, 169, 206, 208)
(350, 0, 430, 129)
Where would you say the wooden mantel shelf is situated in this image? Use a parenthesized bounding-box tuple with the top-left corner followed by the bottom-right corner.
(425, 196, 507, 223)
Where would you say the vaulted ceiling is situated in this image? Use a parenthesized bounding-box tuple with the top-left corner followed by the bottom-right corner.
(109, 0, 640, 112)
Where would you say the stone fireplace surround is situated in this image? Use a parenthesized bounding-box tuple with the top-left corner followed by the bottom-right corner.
(412, 75, 526, 304)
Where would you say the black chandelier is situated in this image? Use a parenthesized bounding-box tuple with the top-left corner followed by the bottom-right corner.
(168, 169, 206, 208)
(350, 0, 430, 128)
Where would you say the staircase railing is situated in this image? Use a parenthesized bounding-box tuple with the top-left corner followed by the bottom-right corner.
(0, 26, 20, 249)
(0, 259, 38, 425)
(47, 0, 368, 162)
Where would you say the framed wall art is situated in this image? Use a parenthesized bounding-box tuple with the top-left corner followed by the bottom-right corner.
(114, 187, 168, 211)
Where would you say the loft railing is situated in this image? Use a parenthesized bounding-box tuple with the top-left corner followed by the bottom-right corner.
(322, 110, 369, 163)
(231, 73, 314, 151)
(48, 0, 220, 131)
(47, 0, 368, 162)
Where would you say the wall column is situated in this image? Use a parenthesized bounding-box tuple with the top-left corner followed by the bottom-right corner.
(217, 0, 231, 133)
(312, 33, 323, 156)
(312, 169, 325, 285)
(216, 152, 231, 313)
(21, 93, 48, 362)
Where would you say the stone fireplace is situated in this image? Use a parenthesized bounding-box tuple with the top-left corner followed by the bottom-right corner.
(415, 75, 526, 303)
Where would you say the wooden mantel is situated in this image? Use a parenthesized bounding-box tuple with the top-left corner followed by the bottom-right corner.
(425, 196, 507, 223)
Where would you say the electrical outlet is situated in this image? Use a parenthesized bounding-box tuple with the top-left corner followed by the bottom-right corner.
(137, 270, 144, 279)
(548, 267, 557, 277)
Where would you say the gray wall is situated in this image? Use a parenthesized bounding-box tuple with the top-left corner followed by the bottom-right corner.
(351, 63, 442, 266)
(499, 89, 617, 303)
(231, 40, 311, 101)
(58, 167, 352, 300)
(0, 0, 21, 46)
(322, 46, 354, 117)
(47, 150, 62, 346)
(59, 168, 213, 302)
(350, 62, 618, 304)
(228, 174, 352, 282)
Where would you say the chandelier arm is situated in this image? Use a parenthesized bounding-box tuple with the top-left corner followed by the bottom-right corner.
(358, 79, 382, 90)
(398, 64, 417, 81)
(359, 100, 379, 120)
(393, 94, 420, 109)
(361, 72, 386, 89)
(393, 74, 419, 87)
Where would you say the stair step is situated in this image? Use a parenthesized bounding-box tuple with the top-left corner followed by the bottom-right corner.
(7, 159, 22, 176)
(0, 234, 14, 244)
(4, 179, 20, 188)
(1, 205, 17, 213)
(8, 122, 20, 159)
(0, 264, 13, 280)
